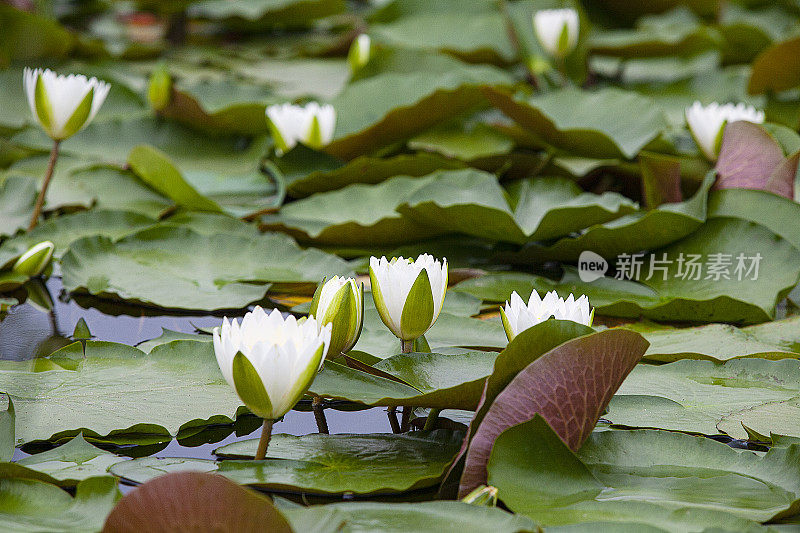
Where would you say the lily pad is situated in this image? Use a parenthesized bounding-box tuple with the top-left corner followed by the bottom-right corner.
(0, 476, 119, 533)
(0, 210, 155, 269)
(459, 329, 648, 495)
(280, 500, 537, 533)
(607, 358, 800, 438)
(484, 86, 668, 159)
(487, 416, 795, 530)
(629, 317, 800, 363)
(0, 175, 35, 238)
(0, 340, 244, 446)
(311, 320, 591, 410)
(61, 226, 350, 310)
(102, 471, 292, 533)
(14, 435, 125, 486)
(326, 64, 514, 159)
(211, 431, 463, 495)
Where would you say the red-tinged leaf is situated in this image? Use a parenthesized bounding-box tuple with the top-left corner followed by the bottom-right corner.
(458, 329, 648, 497)
(714, 121, 796, 199)
(102, 472, 293, 533)
(439, 320, 595, 497)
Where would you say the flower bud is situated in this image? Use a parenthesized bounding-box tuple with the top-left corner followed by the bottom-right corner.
(369, 254, 448, 341)
(533, 8, 579, 59)
(12, 241, 54, 278)
(348, 34, 371, 71)
(309, 276, 364, 358)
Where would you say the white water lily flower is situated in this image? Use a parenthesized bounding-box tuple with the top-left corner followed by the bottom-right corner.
(12, 241, 54, 277)
(533, 8, 580, 59)
(265, 102, 336, 154)
(213, 306, 331, 420)
(348, 34, 371, 71)
(685, 101, 765, 161)
(23, 68, 110, 141)
(369, 254, 448, 341)
(309, 276, 364, 358)
(501, 290, 593, 341)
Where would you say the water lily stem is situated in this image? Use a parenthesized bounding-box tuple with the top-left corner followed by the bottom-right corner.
(255, 418, 274, 460)
(423, 408, 441, 430)
(387, 407, 400, 433)
(312, 395, 329, 434)
(399, 339, 414, 431)
(28, 140, 60, 231)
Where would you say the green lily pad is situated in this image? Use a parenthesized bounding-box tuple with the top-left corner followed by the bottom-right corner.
(370, 7, 515, 64)
(487, 416, 794, 530)
(0, 175, 35, 238)
(155, 76, 276, 136)
(708, 188, 800, 249)
(0, 400, 13, 462)
(280, 500, 537, 533)
(326, 64, 514, 160)
(628, 317, 800, 363)
(0, 210, 155, 269)
(109, 457, 218, 484)
(511, 172, 714, 262)
(61, 226, 349, 310)
(457, 216, 800, 324)
(266, 168, 639, 247)
(211, 431, 462, 495)
(285, 151, 465, 199)
(484, 86, 668, 159)
(14, 435, 125, 486)
(189, 0, 344, 26)
(0, 476, 119, 533)
(607, 358, 800, 438)
(311, 320, 591, 410)
(0, 340, 244, 446)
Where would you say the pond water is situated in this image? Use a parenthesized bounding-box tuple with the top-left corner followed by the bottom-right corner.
(2, 276, 392, 471)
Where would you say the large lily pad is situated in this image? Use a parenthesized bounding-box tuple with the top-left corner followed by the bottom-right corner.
(629, 317, 800, 363)
(0, 476, 119, 533)
(0, 340, 244, 446)
(487, 416, 796, 530)
(607, 358, 800, 439)
(279, 500, 537, 533)
(266, 168, 639, 247)
(326, 64, 514, 159)
(510, 172, 714, 262)
(0, 210, 155, 269)
(61, 226, 349, 310)
(202, 431, 463, 495)
(310, 320, 592, 410)
(456, 216, 800, 324)
(102, 471, 292, 533)
(484, 86, 668, 159)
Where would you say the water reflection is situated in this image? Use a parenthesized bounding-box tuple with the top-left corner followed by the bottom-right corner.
(0, 276, 224, 360)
